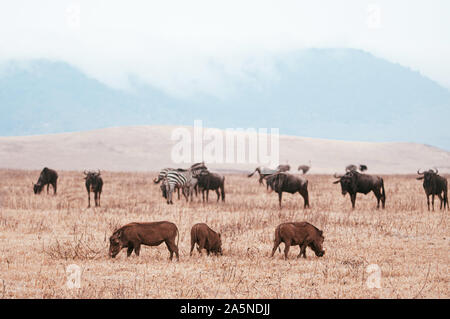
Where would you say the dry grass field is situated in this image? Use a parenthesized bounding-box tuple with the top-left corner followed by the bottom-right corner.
(0, 169, 448, 299)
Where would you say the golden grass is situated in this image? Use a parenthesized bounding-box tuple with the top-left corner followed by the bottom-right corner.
(0, 169, 448, 298)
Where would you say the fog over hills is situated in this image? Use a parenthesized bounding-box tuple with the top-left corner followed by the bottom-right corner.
(0, 126, 449, 174)
(1, 48, 449, 150)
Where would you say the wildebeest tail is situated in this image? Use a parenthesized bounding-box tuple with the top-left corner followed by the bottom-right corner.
(221, 176, 225, 201)
(247, 168, 257, 177)
(444, 180, 449, 210)
(445, 191, 449, 210)
(381, 178, 386, 200)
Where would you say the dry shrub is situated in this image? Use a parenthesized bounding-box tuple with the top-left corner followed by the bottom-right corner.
(43, 233, 107, 261)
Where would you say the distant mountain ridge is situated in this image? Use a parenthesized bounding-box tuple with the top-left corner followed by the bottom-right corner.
(1, 48, 449, 149)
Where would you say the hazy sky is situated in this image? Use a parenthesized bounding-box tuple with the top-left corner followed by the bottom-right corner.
(0, 0, 449, 97)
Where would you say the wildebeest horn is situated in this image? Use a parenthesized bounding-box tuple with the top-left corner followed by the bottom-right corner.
(83, 170, 88, 175)
(417, 169, 424, 175)
(433, 167, 438, 174)
(333, 173, 342, 179)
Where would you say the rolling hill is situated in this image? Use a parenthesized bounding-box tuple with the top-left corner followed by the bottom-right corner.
(0, 125, 449, 174)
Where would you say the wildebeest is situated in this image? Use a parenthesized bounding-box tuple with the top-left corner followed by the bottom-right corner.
(297, 165, 310, 174)
(416, 168, 448, 211)
(248, 166, 279, 185)
(33, 167, 58, 195)
(271, 222, 325, 259)
(84, 170, 103, 208)
(266, 172, 309, 208)
(277, 164, 290, 172)
(190, 223, 222, 256)
(109, 221, 179, 261)
(196, 171, 225, 202)
(346, 164, 368, 172)
(333, 170, 385, 209)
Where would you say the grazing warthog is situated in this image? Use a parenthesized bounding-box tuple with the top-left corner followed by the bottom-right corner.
(109, 221, 179, 260)
(271, 222, 325, 259)
(333, 170, 385, 209)
(33, 167, 58, 195)
(248, 166, 278, 185)
(190, 223, 223, 256)
(266, 172, 309, 208)
(84, 170, 103, 208)
(196, 171, 225, 202)
(416, 168, 448, 211)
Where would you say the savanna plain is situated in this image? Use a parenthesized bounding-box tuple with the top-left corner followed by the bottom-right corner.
(0, 170, 448, 298)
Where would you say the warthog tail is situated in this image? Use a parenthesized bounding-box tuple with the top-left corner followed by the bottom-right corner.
(274, 226, 281, 253)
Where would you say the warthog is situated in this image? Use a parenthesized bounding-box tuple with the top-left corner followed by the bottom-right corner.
(109, 221, 179, 261)
(271, 222, 325, 259)
(33, 167, 58, 195)
(190, 223, 222, 256)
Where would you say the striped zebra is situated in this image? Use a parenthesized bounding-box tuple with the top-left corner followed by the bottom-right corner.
(164, 164, 208, 204)
(154, 167, 187, 200)
(153, 168, 175, 184)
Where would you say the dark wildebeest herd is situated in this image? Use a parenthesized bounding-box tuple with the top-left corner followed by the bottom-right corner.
(31, 163, 447, 261)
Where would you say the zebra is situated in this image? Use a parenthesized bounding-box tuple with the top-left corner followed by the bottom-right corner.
(164, 164, 208, 204)
(154, 167, 177, 184)
(154, 167, 185, 200)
